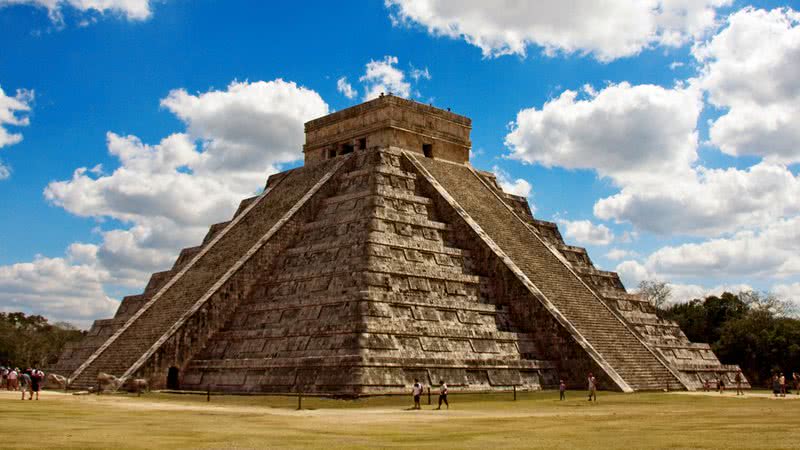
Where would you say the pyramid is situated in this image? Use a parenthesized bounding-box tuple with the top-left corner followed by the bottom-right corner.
(54, 96, 746, 394)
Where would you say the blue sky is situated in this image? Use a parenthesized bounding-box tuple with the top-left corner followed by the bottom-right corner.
(1, 0, 799, 327)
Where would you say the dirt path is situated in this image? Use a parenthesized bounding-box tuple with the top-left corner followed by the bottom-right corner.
(0, 389, 615, 422)
(670, 391, 800, 399)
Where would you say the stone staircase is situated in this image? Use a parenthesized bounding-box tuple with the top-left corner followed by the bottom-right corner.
(409, 152, 685, 391)
(66, 157, 346, 389)
(181, 148, 558, 394)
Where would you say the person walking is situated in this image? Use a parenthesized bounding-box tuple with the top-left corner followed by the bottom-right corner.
(20, 369, 32, 400)
(559, 379, 566, 400)
(587, 373, 597, 402)
(735, 370, 744, 396)
(411, 379, 424, 410)
(436, 380, 449, 410)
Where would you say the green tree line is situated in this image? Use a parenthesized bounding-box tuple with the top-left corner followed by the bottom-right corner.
(655, 289, 800, 387)
(0, 312, 85, 369)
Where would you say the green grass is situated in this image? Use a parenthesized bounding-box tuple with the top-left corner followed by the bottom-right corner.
(3, 389, 799, 449)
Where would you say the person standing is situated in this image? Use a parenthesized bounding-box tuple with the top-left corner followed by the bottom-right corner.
(412, 379, 424, 410)
(7, 368, 18, 391)
(735, 370, 744, 396)
(559, 379, 566, 400)
(20, 369, 32, 400)
(717, 375, 725, 394)
(793, 372, 799, 395)
(772, 374, 780, 397)
(436, 380, 449, 410)
(30, 369, 43, 400)
(779, 373, 786, 397)
(587, 373, 597, 402)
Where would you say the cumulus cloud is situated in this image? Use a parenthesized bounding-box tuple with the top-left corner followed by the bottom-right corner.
(772, 282, 800, 308)
(614, 259, 753, 304)
(595, 162, 800, 236)
(506, 82, 701, 187)
(0, 244, 118, 327)
(360, 56, 412, 100)
(557, 218, 614, 246)
(694, 7, 800, 164)
(336, 76, 357, 99)
(492, 165, 532, 198)
(0, 0, 153, 22)
(645, 216, 800, 279)
(0, 85, 34, 180)
(14, 79, 329, 327)
(506, 80, 800, 238)
(387, 0, 731, 61)
(605, 248, 638, 261)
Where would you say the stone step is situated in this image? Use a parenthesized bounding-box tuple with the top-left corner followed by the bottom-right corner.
(412, 155, 683, 392)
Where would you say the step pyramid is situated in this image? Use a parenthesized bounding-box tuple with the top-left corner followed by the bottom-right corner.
(54, 95, 746, 394)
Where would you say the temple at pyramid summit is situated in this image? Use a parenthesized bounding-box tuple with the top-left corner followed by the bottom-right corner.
(54, 95, 747, 394)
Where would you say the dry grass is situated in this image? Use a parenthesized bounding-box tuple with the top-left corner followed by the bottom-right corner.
(2, 389, 799, 449)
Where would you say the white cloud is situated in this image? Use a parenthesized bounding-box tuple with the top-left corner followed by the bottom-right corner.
(0, 244, 118, 328)
(336, 76, 357, 99)
(595, 162, 800, 236)
(506, 82, 701, 187)
(387, 0, 731, 61)
(506, 80, 800, 238)
(360, 56, 412, 100)
(772, 282, 800, 308)
(669, 61, 684, 70)
(605, 248, 638, 261)
(492, 165, 532, 198)
(557, 218, 614, 246)
(644, 216, 800, 279)
(614, 259, 753, 303)
(0, 85, 34, 180)
(409, 65, 431, 81)
(11, 79, 329, 327)
(0, 0, 153, 22)
(694, 7, 800, 164)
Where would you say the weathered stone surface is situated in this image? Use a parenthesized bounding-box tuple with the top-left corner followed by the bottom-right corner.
(55, 95, 746, 394)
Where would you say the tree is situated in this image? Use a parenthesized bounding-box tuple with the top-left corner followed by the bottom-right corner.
(638, 279, 672, 310)
(0, 312, 85, 369)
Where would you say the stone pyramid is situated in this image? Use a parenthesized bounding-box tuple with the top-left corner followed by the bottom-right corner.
(54, 96, 746, 394)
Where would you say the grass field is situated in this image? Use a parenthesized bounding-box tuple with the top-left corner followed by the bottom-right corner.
(3, 389, 799, 449)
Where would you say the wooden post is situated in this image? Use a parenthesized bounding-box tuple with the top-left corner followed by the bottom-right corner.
(513, 385, 517, 401)
(427, 387, 431, 405)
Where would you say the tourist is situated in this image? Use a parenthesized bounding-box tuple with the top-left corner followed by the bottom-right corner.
(559, 379, 566, 400)
(587, 373, 597, 402)
(20, 369, 32, 400)
(1, 366, 6, 389)
(703, 378, 710, 392)
(793, 372, 799, 395)
(717, 375, 725, 394)
(412, 378, 424, 410)
(31, 368, 43, 400)
(436, 380, 449, 410)
(772, 374, 780, 397)
(7, 367, 19, 391)
(735, 370, 743, 396)
(779, 373, 786, 397)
